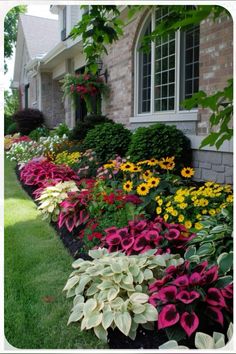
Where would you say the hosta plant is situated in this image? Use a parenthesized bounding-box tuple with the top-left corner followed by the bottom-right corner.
(63, 248, 183, 342)
(149, 260, 233, 341)
(36, 181, 79, 222)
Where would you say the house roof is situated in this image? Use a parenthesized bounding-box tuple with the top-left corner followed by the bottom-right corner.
(19, 14, 60, 59)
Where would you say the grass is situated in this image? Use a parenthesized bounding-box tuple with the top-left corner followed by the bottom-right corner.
(4, 157, 107, 349)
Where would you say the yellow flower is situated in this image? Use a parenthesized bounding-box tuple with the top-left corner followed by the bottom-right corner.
(179, 203, 188, 209)
(164, 214, 169, 221)
(195, 222, 203, 230)
(130, 165, 142, 173)
(104, 162, 115, 169)
(137, 160, 149, 166)
(120, 162, 135, 172)
(142, 170, 153, 180)
(137, 183, 150, 196)
(174, 195, 185, 203)
(202, 209, 208, 214)
(209, 209, 216, 216)
(171, 209, 178, 217)
(159, 156, 175, 170)
(147, 177, 160, 188)
(226, 195, 233, 203)
(181, 167, 195, 178)
(178, 214, 185, 223)
(184, 220, 192, 229)
(123, 180, 133, 192)
(166, 201, 171, 207)
(156, 207, 162, 214)
(157, 199, 163, 206)
(196, 214, 202, 220)
(147, 158, 159, 166)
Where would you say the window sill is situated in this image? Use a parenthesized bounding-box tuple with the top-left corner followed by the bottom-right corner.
(130, 111, 199, 123)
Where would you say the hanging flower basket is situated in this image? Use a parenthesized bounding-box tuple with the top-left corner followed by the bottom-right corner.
(61, 73, 109, 115)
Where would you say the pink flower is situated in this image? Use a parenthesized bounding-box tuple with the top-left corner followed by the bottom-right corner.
(176, 290, 200, 304)
(180, 311, 199, 337)
(158, 304, 180, 330)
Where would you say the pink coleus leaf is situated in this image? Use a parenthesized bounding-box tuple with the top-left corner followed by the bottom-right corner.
(180, 311, 199, 337)
(207, 306, 224, 326)
(158, 304, 180, 330)
(202, 265, 219, 285)
(176, 290, 200, 304)
(106, 233, 122, 246)
(189, 272, 202, 286)
(172, 275, 189, 287)
(121, 237, 134, 251)
(132, 235, 147, 251)
(165, 228, 180, 241)
(158, 286, 178, 304)
(149, 293, 160, 306)
(206, 288, 226, 307)
(149, 275, 172, 293)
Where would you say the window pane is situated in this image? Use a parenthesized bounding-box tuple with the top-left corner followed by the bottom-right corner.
(138, 20, 152, 113)
(154, 7, 175, 112)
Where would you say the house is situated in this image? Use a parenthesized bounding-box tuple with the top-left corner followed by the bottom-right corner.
(12, 5, 233, 184)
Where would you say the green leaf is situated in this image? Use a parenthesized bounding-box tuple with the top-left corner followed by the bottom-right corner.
(111, 262, 122, 273)
(130, 293, 149, 304)
(143, 269, 153, 280)
(166, 325, 186, 342)
(63, 275, 80, 291)
(114, 312, 132, 336)
(86, 312, 103, 329)
(184, 246, 196, 260)
(195, 332, 215, 349)
(102, 311, 114, 330)
(197, 242, 215, 256)
(67, 305, 84, 324)
(107, 287, 119, 301)
(94, 324, 108, 342)
(132, 303, 146, 314)
(143, 303, 158, 321)
(133, 313, 147, 324)
(83, 298, 97, 314)
(75, 275, 91, 294)
(217, 252, 233, 274)
(215, 275, 232, 288)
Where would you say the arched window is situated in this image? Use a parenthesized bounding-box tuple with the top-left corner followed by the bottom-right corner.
(134, 7, 199, 121)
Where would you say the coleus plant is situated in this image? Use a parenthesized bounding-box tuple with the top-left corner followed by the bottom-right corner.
(149, 260, 233, 341)
(63, 248, 183, 342)
(100, 217, 195, 256)
(20, 160, 79, 188)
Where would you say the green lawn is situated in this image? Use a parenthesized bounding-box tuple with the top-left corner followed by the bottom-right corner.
(4, 157, 107, 349)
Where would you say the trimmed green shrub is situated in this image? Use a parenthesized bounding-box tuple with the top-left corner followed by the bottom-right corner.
(82, 122, 131, 163)
(69, 115, 114, 141)
(128, 123, 191, 166)
(6, 122, 18, 135)
(13, 108, 44, 135)
(28, 126, 50, 141)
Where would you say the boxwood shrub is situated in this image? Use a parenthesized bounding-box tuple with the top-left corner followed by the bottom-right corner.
(82, 122, 132, 163)
(69, 115, 114, 141)
(128, 123, 192, 167)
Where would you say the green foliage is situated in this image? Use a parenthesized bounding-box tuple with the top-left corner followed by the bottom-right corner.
(6, 122, 18, 135)
(186, 206, 233, 268)
(36, 181, 79, 222)
(70, 6, 123, 73)
(52, 123, 71, 138)
(63, 248, 183, 341)
(83, 123, 132, 163)
(128, 123, 191, 166)
(69, 115, 113, 141)
(28, 126, 50, 141)
(195, 323, 233, 349)
(182, 79, 233, 150)
(4, 5, 27, 72)
(4, 89, 20, 134)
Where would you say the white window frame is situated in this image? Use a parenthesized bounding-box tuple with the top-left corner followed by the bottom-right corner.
(132, 9, 198, 124)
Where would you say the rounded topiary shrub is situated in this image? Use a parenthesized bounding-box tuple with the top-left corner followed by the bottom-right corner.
(82, 122, 132, 163)
(13, 108, 45, 135)
(128, 123, 191, 167)
(69, 115, 114, 141)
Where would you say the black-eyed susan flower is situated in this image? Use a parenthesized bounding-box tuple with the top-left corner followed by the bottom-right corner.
(130, 165, 142, 173)
(137, 183, 150, 196)
(123, 180, 133, 192)
(120, 162, 135, 172)
(137, 160, 149, 166)
(147, 177, 160, 188)
(159, 156, 175, 170)
(181, 167, 195, 178)
(104, 162, 115, 169)
(147, 158, 159, 166)
(142, 170, 153, 180)
(226, 195, 233, 203)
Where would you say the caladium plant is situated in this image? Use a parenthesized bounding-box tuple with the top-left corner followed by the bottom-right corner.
(63, 248, 183, 342)
(149, 260, 233, 341)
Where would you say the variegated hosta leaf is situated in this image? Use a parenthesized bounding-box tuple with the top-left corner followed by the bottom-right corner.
(114, 312, 132, 336)
(130, 293, 149, 304)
